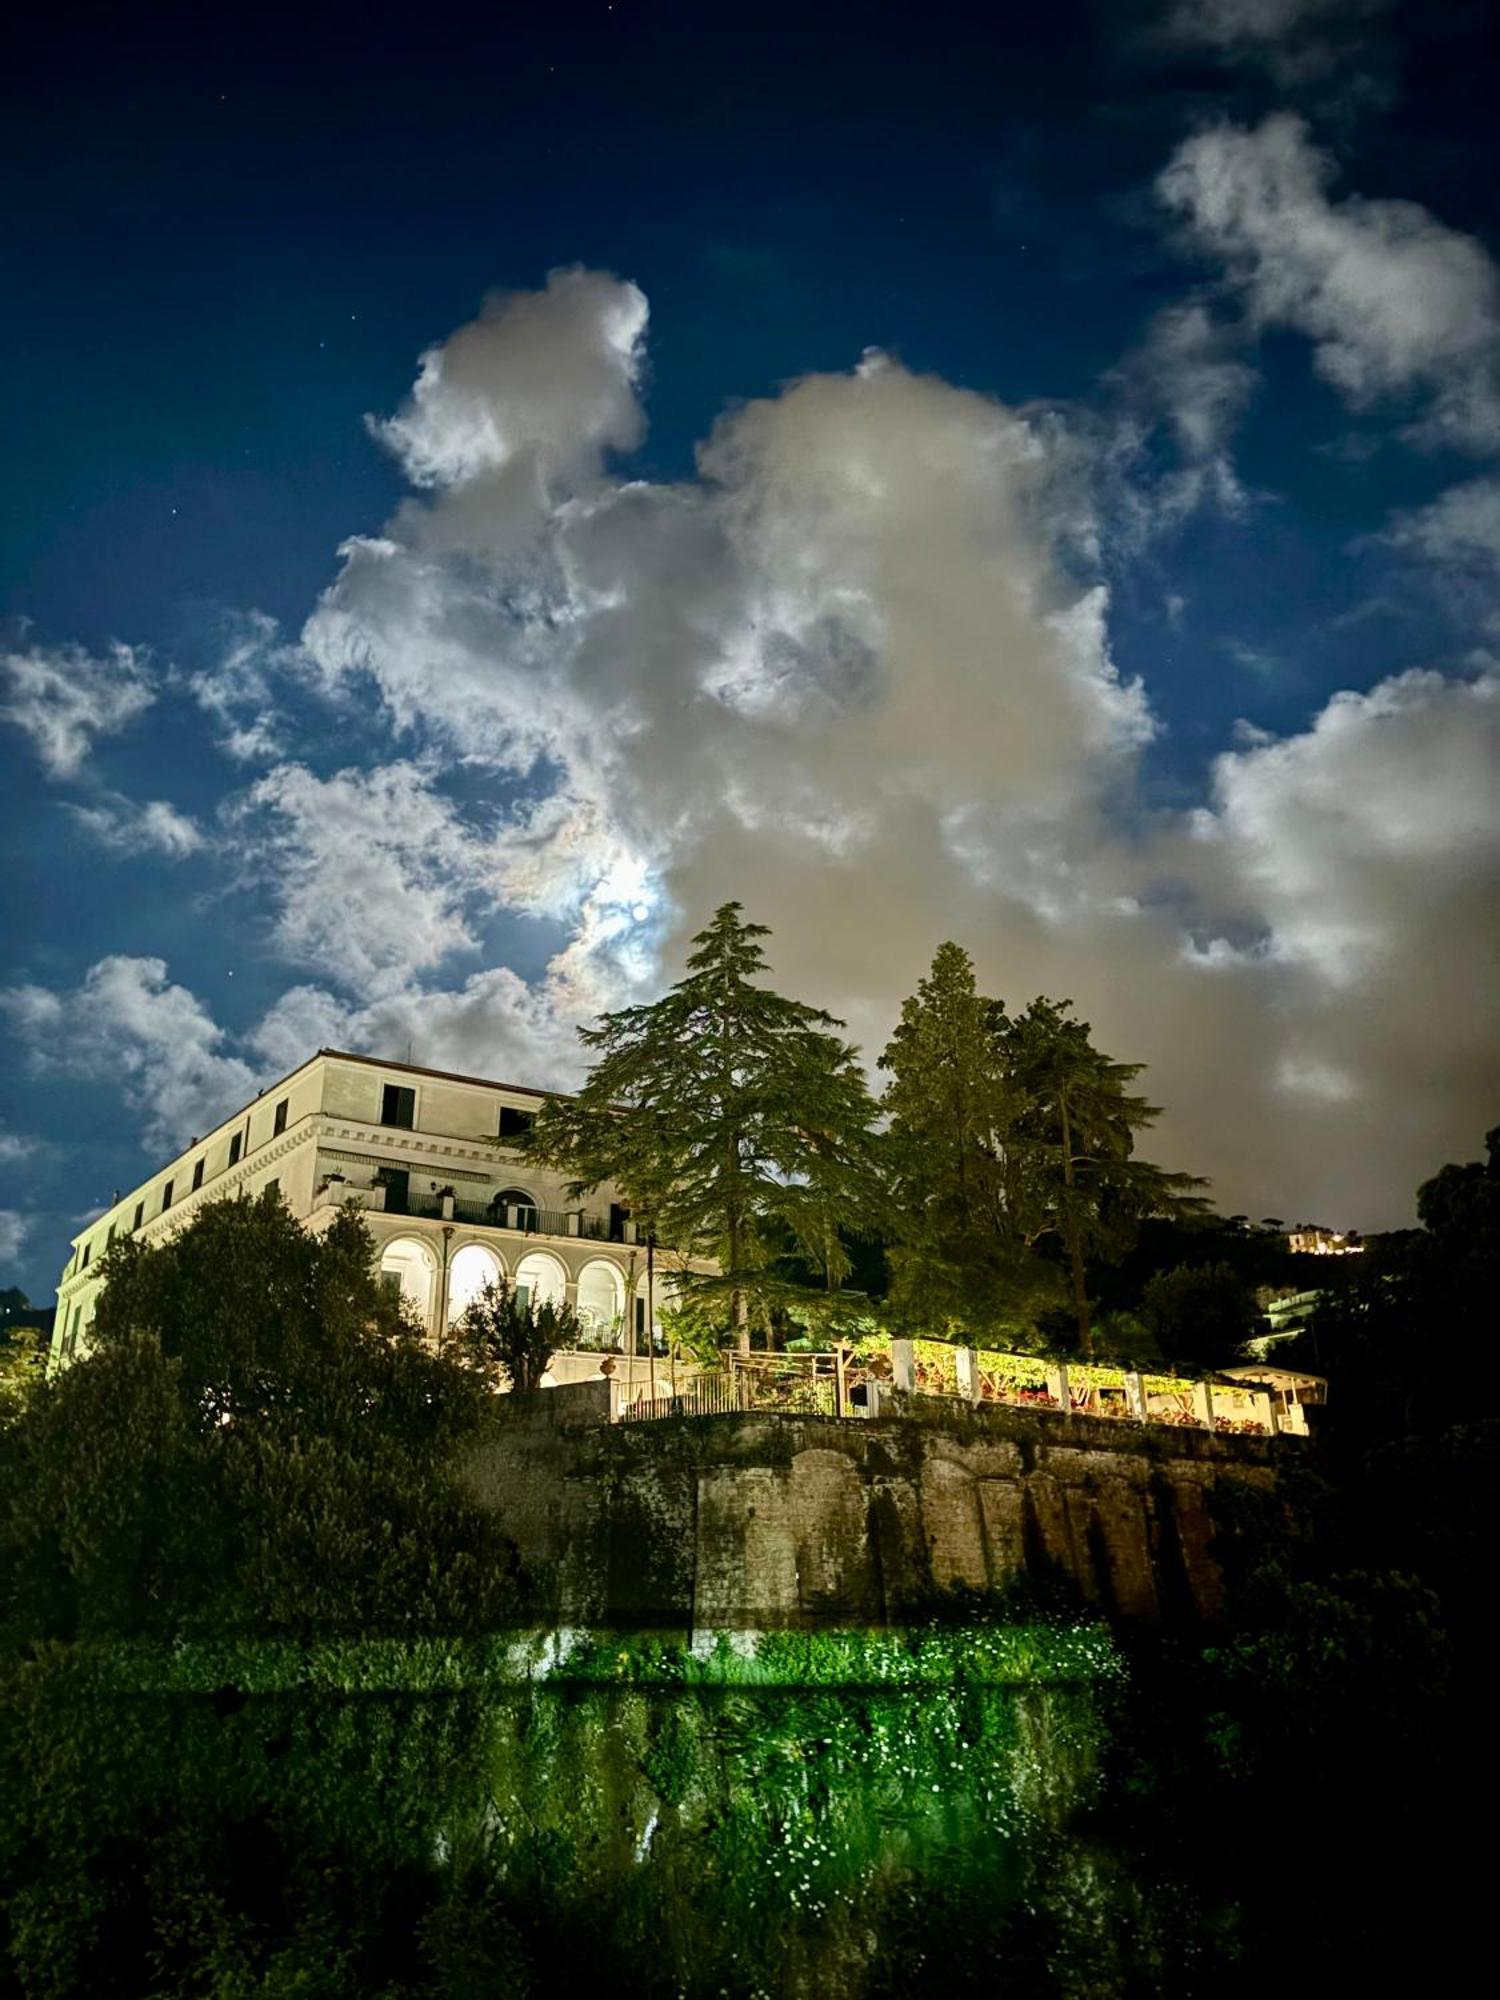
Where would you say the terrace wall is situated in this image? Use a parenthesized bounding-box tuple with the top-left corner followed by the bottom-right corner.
(461, 1384, 1292, 1631)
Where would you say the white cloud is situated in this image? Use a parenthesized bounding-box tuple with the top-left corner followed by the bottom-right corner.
(1159, 115, 1500, 450)
(285, 272, 1500, 1227)
(189, 609, 295, 762)
(233, 761, 497, 993)
(0, 1134, 37, 1164)
(238, 756, 500, 992)
(1165, 669, 1500, 1201)
(1166, 0, 1388, 48)
(1158, 0, 1396, 90)
(0, 641, 154, 778)
(1195, 668, 1500, 980)
(248, 967, 583, 1094)
(0, 1210, 30, 1266)
(70, 795, 205, 859)
(1086, 298, 1259, 548)
(370, 265, 648, 494)
(11, 269, 1500, 1234)
(1384, 476, 1500, 582)
(1, 957, 259, 1155)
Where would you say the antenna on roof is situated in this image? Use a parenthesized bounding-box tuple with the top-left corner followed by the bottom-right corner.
(404, 1038, 413, 1065)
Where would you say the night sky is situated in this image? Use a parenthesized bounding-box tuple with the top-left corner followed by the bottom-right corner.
(4, 0, 1499, 1298)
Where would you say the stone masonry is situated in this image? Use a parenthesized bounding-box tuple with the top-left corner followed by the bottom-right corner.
(461, 1381, 1292, 1631)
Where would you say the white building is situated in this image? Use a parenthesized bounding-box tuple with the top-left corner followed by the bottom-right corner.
(51, 1048, 688, 1371)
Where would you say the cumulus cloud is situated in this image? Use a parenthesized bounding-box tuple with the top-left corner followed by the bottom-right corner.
(189, 610, 295, 762)
(1, 957, 259, 1154)
(0, 1210, 30, 1267)
(12, 268, 1500, 1231)
(0, 641, 154, 778)
(1384, 476, 1500, 592)
(370, 265, 648, 495)
(1165, 668, 1500, 1207)
(248, 966, 582, 1093)
(70, 795, 205, 858)
(234, 761, 494, 992)
(1193, 668, 1500, 981)
(1159, 115, 1500, 450)
(1169, 0, 1372, 34)
(1158, 0, 1396, 92)
(1106, 299, 1258, 531)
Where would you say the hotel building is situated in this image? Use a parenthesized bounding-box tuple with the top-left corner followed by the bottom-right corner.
(51, 1048, 680, 1370)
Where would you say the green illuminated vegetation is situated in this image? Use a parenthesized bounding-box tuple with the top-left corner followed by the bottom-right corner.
(3, 1626, 1127, 1997)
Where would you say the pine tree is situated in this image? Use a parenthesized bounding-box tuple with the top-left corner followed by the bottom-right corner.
(1002, 998, 1206, 1356)
(525, 904, 880, 1351)
(878, 943, 1058, 1344)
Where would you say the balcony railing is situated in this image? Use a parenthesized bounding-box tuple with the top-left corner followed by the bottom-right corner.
(320, 1174, 635, 1244)
(383, 1191, 445, 1219)
(451, 1200, 577, 1236)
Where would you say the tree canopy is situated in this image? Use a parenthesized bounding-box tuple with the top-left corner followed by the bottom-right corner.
(879, 947, 1205, 1355)
(878, 942, 1058, 1344)
(0, 1191, 521, 1645)
(452, 1275, 580, 1392)
(525, 903, 882, 1348)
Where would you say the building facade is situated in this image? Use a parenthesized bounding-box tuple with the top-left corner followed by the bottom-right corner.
(51, 1049, 685, 1370)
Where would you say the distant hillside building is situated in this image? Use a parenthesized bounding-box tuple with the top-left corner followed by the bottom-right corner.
(51, 1049, 682, 1371)
(1287, 1227, 1363, 1257)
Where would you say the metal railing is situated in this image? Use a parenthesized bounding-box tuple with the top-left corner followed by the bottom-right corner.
(609, 1343, 1300, 1437)
(383, 1191, 445, 1219)
(618, 1350, 877, 1423)
(450, 1200, 576, 1237)
(618, 1372, 741, 1421)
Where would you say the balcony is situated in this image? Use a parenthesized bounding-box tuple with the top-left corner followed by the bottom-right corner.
(450, 1198, 577, 1236)
(316, 1166, 637, 1244)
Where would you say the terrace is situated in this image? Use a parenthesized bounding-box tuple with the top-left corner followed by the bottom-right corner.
(613, 1339, 1324, 1437)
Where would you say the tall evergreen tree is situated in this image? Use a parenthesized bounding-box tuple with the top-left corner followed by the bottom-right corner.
(525, 904, 880, 1350)
(1002, 997, 1206, 1355)
(878, 943, 1058, 1343)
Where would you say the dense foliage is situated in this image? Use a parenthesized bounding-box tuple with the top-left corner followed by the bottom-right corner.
(1, 1624, 1130, 1999)
(451, 1275, 580, 1392)
(1137, 1261, 1261, 1373)
(0, 1192, 521, 1645)
(878, 943, 1205, 1354)
(526, 903, 883, 1347)
(1, 1057, 1492, 1990)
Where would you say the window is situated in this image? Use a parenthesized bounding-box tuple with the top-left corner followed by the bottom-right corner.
(162, 1180, 174, 1211)
(273, 1097, 288, 1136)
(380, 1083, 416, 1129)
(499, 1105, 536, 1140)
(81, 1243, 90, 1268)
(192, 1158, 205, 1191)
(133, 1201, 144, 1231)
(265, 1177, 279, 1199)
(490, 1187, 539, 1230)
(107, 1223, 116, 1245)
(228, 1132, 242, 1167)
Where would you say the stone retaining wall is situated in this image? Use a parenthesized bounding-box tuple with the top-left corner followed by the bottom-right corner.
(461, 1381, 1290, 1631)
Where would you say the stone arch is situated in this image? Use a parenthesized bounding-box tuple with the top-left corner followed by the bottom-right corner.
(379, 1236, 437, 1328)
(514, 1249, 567, 1311)
(448, 1240, 504, 1324)
(576, 1258, 626, 1342)
(491, 1186, 539, 1227)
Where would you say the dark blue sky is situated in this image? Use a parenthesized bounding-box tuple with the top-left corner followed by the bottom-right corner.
(4, 0, 1499, 1294)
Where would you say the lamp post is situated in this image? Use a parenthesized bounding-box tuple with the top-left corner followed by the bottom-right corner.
(436, 1225, 454, 1347)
